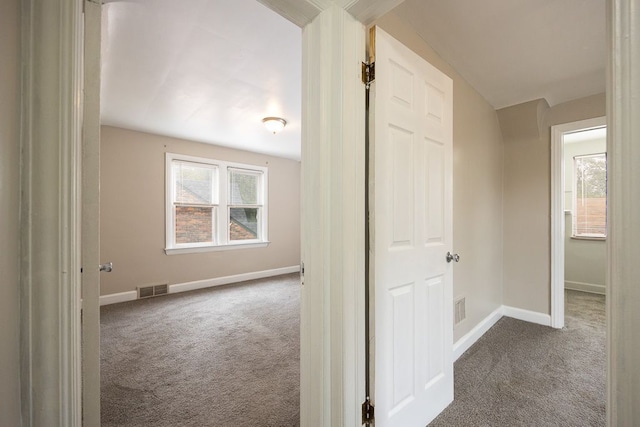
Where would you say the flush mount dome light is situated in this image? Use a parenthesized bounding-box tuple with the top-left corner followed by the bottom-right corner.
(262, 117, 287, 134)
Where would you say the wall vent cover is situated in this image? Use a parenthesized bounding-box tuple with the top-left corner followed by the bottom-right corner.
(138, 284, 168, 299)
(454, 297, 466, 325)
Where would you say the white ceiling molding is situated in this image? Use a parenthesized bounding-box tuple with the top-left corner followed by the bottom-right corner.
(258, 0, 406, 27)
(343, 0, 406, 25)
(256, 0, 329, 27)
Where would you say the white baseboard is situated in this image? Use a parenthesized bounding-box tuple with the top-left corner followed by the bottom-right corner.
(98, 266, 300, 306)
(453, 306, 503, 361)
(502, 305, 551, 327)
(99, 291, 137, 306)
(565, 280, 606, 295)
(169, 265, 301, 294)
(452, 304, 553, 360)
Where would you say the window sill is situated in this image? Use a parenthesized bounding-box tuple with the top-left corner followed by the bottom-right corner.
(570, 236, 606, 241)
(165, 241, 270, 255)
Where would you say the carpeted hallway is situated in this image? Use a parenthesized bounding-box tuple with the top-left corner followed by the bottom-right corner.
(100, 273, 300, 427)
(429, 289, 606, 426)
(101, 277, 604, 427)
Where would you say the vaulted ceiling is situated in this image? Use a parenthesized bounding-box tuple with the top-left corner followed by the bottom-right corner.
(101, 0, 606, 160)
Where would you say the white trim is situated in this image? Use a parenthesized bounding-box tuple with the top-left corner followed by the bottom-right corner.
(502, 305, 552, 327)
(565, 281, 606, 295)
(453, 307, 503, 361)
(607, 0, 640, 421)
(99, 291, 137, 306)
(300, 7, 366, 425)
(98, 266, 301, 306)
(550, 116, 606, 329)
(165, 241, 270, 255)
(168, 266, 301, 294)
(165, 152, 269, 251)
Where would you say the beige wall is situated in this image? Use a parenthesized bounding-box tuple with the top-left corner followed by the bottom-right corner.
(499, 93, 606, 314)
(100, 126, 301, 296)
(377, 13, 505, 342)
(0, 0, 22, 423)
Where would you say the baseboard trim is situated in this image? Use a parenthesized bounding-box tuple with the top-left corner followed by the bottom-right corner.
(453, 306, 503, 361)
(169, 265, 301, 294)
(99, 291, 137, 306)
(99, 266, 301, 306)
(565, 280, 606, 295)
(502, 305, 551, 327)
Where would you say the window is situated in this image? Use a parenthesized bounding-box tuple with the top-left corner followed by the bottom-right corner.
(166, 153, 268, 253)
(573, 153, 606, 239)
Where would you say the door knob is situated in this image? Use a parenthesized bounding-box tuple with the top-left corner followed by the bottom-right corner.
(99, 262, 113, 272)
(446, 252, 460, 263)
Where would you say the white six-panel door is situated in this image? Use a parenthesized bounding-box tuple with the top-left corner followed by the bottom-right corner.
(372, 27, 454, 427)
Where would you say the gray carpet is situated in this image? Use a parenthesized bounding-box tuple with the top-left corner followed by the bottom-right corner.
(100, 273, 300, 427)
(102, 279, 604, 427)
(429, 289, 606, 426)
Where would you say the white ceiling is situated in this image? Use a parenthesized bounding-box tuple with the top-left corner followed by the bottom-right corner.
(101, 0, 606, 160)
(393, 0, 606, 109)
(101, 0, 302, 160)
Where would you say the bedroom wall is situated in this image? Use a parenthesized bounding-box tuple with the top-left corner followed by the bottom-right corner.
(377, 13, 505, 343)
(499, 93, 605, 314)
(0, 0, 22, 422)
(100, 126, 301, 296)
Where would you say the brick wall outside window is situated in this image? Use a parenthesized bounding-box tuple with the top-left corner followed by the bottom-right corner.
(175, 206, 213, 244)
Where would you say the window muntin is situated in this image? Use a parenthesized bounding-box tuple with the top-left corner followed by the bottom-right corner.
(573, 153, 607, 239)
(166, 153, 268, 252)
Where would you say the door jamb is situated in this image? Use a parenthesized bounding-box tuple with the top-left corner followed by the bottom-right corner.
(550, 116, 606, 329)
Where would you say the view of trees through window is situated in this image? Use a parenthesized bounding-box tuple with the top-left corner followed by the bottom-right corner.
(229, 169, 261, 241)
(574, 153, 607, 237)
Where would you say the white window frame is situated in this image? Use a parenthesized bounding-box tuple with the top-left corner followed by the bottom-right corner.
(572, 152, 607, 240)
(165, 153, 269, 254)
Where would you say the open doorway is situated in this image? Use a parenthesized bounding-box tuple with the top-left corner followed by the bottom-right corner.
(551, 117, 607, 328)
(95, 0, 302, 424)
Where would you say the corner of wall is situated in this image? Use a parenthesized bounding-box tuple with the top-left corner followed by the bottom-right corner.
(497, 98, 550, 143)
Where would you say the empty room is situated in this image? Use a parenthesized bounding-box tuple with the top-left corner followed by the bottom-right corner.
(4, 0, 640, 426)
(96, 0, 302, 425)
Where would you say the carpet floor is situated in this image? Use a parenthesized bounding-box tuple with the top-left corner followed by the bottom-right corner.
(429, 289, 606, 426)
(100, 273, 300, 427)
(102, 280, 604, 427)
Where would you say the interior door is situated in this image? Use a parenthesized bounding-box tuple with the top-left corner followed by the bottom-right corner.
(372, 27, 454, 427)
(81, 0, 102, 424)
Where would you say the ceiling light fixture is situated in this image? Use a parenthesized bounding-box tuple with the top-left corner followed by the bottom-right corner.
(262, 117, 287, 134)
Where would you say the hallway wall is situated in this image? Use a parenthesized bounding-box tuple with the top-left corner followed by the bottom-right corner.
(377, 12, 505, 342)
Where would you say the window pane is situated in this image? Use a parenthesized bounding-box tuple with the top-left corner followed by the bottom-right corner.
(173, 161, 216, 204)
(574, 154, 607, 236)
(175, 206, 214, 244)
(229, 169, 260, 205)
(229, 207, 259, 241)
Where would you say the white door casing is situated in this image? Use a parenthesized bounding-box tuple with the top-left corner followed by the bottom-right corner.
(372, 28, 454, 427)
(550, 116, 606, 330)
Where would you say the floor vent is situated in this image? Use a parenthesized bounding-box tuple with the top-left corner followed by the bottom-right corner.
(454, 297, 466, 325)
(138, 284, 168, 299)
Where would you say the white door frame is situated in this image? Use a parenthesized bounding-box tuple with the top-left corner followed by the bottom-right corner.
(18, 0, 640, 425)
(18, 0, 401, 426)
(550, 116, 606, 329)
